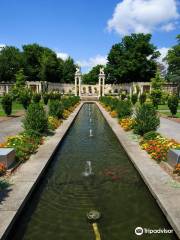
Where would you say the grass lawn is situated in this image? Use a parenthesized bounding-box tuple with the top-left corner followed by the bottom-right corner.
(0, 102, 24, 116)
(158, 104, 180, 110)
(159, 111, 180, 118)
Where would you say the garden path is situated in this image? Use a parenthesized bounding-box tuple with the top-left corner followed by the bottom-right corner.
(0, 117, 23, 142)
(158, 117, 180, 142)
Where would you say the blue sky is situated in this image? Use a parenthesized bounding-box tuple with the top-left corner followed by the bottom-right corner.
(0, 0, 180, 72)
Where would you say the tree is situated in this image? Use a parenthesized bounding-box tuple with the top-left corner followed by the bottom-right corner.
(0, 46, 22, 82)
(11, 68, 27, 100)
(168, 95, 179, 117)
(106, 33, 159, 83)
(83, 65, 103, 84)
(150, 71, 164, 108)
(22, 43, 45, 82)
(15, 68, 26, 87)
(39, 49, 60, 82)
(62, 57, 76, 83)
(166, 35, 180, 96)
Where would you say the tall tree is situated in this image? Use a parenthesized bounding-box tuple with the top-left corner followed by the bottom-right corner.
(40, 49, 60, 82)
(166, 35, 180, 96)
(22, 43, 44, 82)
(0, 46, 22, 82)
(62, 57, 76, 83)
(106, 33, 159, 83)
(83, 65, 103, 84)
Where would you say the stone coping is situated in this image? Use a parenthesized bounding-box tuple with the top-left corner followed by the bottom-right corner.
(96, 102, 180, 239)
(0, 102, 83, 240)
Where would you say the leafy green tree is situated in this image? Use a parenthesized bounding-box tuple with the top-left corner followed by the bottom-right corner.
(106, 33, 159, 83)
(39, 49, 60, 82)
(83, 65, 104, 84)
(11, 68, 27, 100)
(1, 94, 13, 116)
(0, 46, 22, 82)
(150, 71, 164, 108)
(62, 57, 76, 83)
(15, 68, 26, 87)
(166, 35, 180, 96)
(22, 43, 45, 81)
(23, 103, 48, 134)
(19, 89, 32, 110)
(168, 95, 179, 117)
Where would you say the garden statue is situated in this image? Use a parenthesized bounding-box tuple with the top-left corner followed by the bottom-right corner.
(76, 67, 81, 74)
(99, 67, 104, 75)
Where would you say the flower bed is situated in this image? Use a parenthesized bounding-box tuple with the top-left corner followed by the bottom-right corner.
(0, 163, 6, 176)
(140, 136, 180, 162)
(48, 116, 62, 130)
(5, 133, 43, 162)
(119, 118, 135, 131)
(174, 164, 180, 175)
(110, 110, 118, 118)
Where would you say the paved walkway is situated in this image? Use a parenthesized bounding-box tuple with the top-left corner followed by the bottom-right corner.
(0, 117, 23, 142)
(158, 117, 180, 142)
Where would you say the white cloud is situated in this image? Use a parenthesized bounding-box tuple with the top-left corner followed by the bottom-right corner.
(56, 52, 69, 60)
(157, 47, 169, 63)
(107, 0, 179, 35)
(0, 44, 6, 51)
(77, 55, 107, 68)
(161, 23, 176, 32)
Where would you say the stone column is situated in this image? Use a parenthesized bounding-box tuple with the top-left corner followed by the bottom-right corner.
(98, 68, 105, 98)
(102, 78, 105, 96)
(75, 77, 77, 96)
(6, 85, 9, 93)
(79, 76, 81, 97)
(75, 67, 82, 97)
(98, 77, 101, 97)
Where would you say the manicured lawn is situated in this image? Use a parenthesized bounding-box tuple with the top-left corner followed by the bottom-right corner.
(158, 104, 180, 110)
(0, 102, 24, 116)
(160, 111, 180, 118)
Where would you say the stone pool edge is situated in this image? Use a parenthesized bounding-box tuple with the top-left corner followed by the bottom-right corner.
(0, 102, 84, 240)
(96, 102, 180, 239)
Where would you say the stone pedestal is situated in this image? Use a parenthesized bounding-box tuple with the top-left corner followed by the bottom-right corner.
(0, 148, 15, 168)
(75, 68, 82, 97)
(98, 73, 105, 97)
(167, 149, 180, 167)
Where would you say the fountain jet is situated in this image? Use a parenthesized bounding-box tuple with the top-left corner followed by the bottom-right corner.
(82, 161, 93, 177)
(89, 129, 93, 137)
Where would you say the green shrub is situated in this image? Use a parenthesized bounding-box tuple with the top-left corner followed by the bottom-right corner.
(168, 95, 179, 116)
(134, 103, 160, 136)
(23, 103, 48, 134)
(19, 90, 31, 110)
(143, 131, 160, 140)
(120, 93, 126, 100)
(1, 94, 13, 116)
(49, 92, 61, 100)
(42, 93, 49, 105)
(139, 93, 146, 105)
(150, 89, 162, 108)
(117, 100, 132, 119)
(49, 100, 64, 119)
(32, 93, 41, 103)
(131, 93, 138, 105)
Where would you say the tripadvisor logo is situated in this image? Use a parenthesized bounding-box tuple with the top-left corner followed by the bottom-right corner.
(135, 227, 143, 236)
(135, 227, 173, 236)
